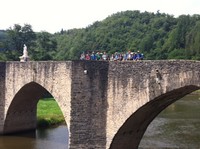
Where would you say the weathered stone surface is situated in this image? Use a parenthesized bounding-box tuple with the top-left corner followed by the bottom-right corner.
(0, 60, 200, 149)
(1, 61, 72, 134)
(70, 60, 108, 149)
(107, 60, 200, 149)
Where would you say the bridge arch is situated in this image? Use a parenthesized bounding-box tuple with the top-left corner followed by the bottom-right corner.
(3, 81, 68, 134)
(109, 85, 200, 149)
(1, 60, 200, 148)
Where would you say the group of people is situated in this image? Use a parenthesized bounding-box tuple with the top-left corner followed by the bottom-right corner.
(80, 50, 144, 61)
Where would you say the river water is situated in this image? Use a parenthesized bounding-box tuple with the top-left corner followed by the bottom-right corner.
(0, 91, 199, 149)
(0, 126, 69, 149)
(139, 91, 200, 148)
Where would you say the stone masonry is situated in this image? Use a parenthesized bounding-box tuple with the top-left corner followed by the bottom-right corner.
(0, 60, 200, 149)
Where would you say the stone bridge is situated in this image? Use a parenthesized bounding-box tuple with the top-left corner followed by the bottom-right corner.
(0, 60, 200, 149)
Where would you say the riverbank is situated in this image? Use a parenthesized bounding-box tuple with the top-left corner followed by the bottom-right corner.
(37, 98, 65, 127)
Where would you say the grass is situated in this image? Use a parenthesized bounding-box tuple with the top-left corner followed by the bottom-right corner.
(195, 90, 200, 93)
(37, 98, 65, 127)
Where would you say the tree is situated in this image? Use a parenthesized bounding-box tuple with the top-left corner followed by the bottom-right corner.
(6, 24, 36, 60)
(7, 24, 36, 51)
(1, 11, 200, 61)
(186, 21, 200, 59)
(31, 32, 57, 60)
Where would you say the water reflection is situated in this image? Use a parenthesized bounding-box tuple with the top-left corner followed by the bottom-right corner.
(139, 91, 200, 148)
(0, 134, 36, 149)
(35, 125, 68, 149)
(0, 125, 68, 149)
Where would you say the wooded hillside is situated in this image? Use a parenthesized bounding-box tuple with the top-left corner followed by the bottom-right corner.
(0, 10, 200, 60)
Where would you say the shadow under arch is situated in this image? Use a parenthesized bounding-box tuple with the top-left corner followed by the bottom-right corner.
(110, 85, 200, 149)
(3, 81, 67, 135)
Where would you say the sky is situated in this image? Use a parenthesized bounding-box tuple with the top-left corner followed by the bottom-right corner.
(1, 0, 200, 33)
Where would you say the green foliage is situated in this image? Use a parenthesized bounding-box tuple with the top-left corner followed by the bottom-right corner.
(2, 24, 36, 60)
(54, 29, 85, 60)
(186, 21, 200, 59)
(53, 10, 179, 60)
(31, 32, 57, 60)
(168, 49, 187, 59)
(0, 11, 200, 60)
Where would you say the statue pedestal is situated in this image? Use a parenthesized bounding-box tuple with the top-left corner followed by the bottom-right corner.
(19, 56, 30, 62)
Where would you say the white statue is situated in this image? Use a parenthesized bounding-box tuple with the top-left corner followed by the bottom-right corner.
(19, 44, 29, 62)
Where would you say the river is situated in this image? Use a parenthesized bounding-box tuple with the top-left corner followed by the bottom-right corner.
(0, 91, 199, 149)
(0, 126, 68, 149)
(139, 91, 200, 148)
